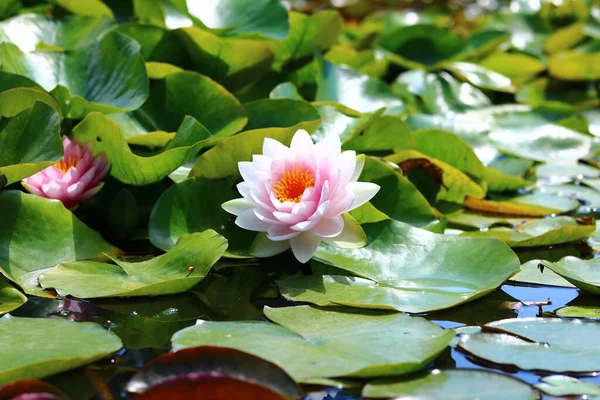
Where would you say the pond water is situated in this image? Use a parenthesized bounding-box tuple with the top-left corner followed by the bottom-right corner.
(12, 248, 600, 399)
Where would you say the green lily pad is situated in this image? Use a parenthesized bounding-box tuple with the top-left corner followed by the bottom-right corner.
(359, 157, 439, 228)
(555, 305, 600, 320)
(549, 51, 600, 80)
(136, 71, 247, 139)
(0, 278, 26, 315)
(165, 27, 274, 91)
(0, 315, 122, 385)
(311, 104, 377, 144)
(458, 317, 600, 373)
(379, 24, 465, 69)
(535, 375, 600, 396)
(483, 167, 530, 192)
(190, 122, 319, 180)
(56, 0, 115, 18)
(343, 115, 415, 153)
(0, 14, 113, 51)
(171, 305, 454, 381)
(461, 217, 595, 247)
(149, 177, 258, 257)
(39, 230, 227, 298)
(480, 52, 546, 84)
(363, 369, 538, 400)
(278, 219, 519, 313)
(386, 150, 486, 204)
(536, 183, 600, 211)
(243, 98, 321, 131)
(445, 62, 514, 93)
(510, 260, 575, 287)
(0, 101, 62, 185)
(72, 113, 214, 185)
(0, 32, 148, 118)
(316, 61, 404, 114)
(537, 162, 600, 181)
(273, 10, 343, 70)
(0, 191, 119, 296)
(446, 211, 527, 230)
(413, 129, 484, 179)
(0, 87, 62, 119)
(540, 257, 600, 295)
(185, 0, 289, 39)
(517, 77, 599, 109)
(397, 71, 491, 114)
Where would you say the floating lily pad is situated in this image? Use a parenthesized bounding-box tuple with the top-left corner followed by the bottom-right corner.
(0, 278, 26, 315)
(0, 102, 62, 185)
(171, 305, 453, 381)
(363, 369, 538, 400)
(461, 217, 595, 247)
(0, 14, 113, 51)
(186, 0, 289, 39)
(540, 257, 600, 295)
(72, 113, 214, 185)
(535, 375, 600, 397)
(278, 220, 519, 313)
(0, 32, 148, 118)
(510, 260, 575, 287)
(39, 231, 227, 298)
(316, 61, 405, 114)
(536, 183, 600, 211)
(0, 315, 122, 385)
(458, 317, 600, 373)
(0, 191, 119, 296)
(273, 11, 343, 70)
(555, 305, 600, 320)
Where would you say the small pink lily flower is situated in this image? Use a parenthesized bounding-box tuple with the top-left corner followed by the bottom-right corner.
(22, 136, 110, 210)
(222, 129, 380, 263)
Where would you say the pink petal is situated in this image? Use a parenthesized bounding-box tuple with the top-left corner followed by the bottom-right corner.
(78, 182, 104, 201)
(41, 180, 68, 201)
(311, 215, 344, 238)
(267, 225, 300, 241)
(290, 232, 321, 263)
(22, 181, 45, 197)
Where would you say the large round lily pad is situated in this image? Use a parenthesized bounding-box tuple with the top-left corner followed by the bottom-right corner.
(278, 220, 519, 313)
(458, 318, 600, 373)
(363, 369, 538, 400)
(0, 316, 122, 385)
(171, 305, 453, 381)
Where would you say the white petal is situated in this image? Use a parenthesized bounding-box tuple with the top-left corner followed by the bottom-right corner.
(311, 215, 344, 238)
(347, 182, 380, 211)
(238, 161, 254, 182)
(290, 232, 322, 263)
(336, 150, 356, 185)
(252, 154, 272, 171)
(235, 209, 270, 232)
(222, 198, 254, 216)
(290, 218, 319, 232)
(263, 138, 290, 158)
(250, 233, 291, 257)
(350, 154, 365, 182)
(290, 129, 314, 153)
(320, 131, 342, 154)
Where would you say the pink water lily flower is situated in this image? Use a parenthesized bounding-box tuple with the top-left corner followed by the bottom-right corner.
(222, 129, 380, 263)
(22, 136, 110, 210)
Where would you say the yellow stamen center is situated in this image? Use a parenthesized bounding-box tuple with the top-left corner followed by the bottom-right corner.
(54, 157, 77, 173)
(273, 168, 315, 203)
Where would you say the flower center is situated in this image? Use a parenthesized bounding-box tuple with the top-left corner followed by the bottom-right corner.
(273, 168, 315, 203)
(54, 157, 77, 173)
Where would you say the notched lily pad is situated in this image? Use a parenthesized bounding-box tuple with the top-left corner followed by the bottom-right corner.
(363, 369, 538, 400)
(458, 317, 600, 373)
(39, 231, 228, 298)
(278, 220, 519, 313)
(540, 257, 600, 295)
(171, 305, 453, 381)
(0, 316, 122, 385)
